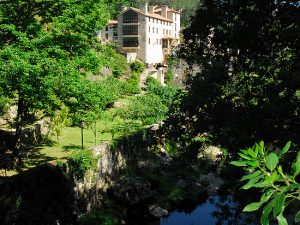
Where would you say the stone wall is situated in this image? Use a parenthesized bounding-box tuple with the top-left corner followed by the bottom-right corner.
(72, 142, 126, 212)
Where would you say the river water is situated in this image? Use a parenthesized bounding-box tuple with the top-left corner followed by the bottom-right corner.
(160, 195, 258, 225)
(125, 195, 258, 225)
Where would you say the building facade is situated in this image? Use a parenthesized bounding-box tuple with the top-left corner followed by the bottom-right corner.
(98, 20, 118, 43)
(98, 3, 180, 66)
(116, 3, 181, 65)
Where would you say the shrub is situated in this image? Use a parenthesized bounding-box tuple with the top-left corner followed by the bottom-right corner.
(146, 80, 179, 107)
(165, 69, 174, 84)
(117, 93, 168, 125)
(122, 72, 141, 95)
(69, 150, 96, 179)
(130, 60, 145, 73)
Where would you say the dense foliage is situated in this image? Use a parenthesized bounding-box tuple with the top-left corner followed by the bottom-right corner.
(0, 0, 129, 163)
(169, 0, 300, 150)
(232, 141, 300, 225)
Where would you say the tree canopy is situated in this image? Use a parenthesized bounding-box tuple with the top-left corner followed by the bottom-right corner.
(0, 0, 118, 160)
(169, 0, 300, 149)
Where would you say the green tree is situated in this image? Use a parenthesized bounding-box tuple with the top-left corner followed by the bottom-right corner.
(170, 0, 300, 149)
(49, 104, 70, 143)
(118, 93, 168, 125)
(0, 0, 112, 165)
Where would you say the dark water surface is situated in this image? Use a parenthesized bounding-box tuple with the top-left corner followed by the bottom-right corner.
(159, 196, 257, 225)
(125, 195, 258, 225)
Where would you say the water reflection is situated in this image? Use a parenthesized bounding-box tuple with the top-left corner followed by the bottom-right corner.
(160, 196, 258, 225)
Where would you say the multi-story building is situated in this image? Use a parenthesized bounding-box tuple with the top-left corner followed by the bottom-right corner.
(99, 3, 179, 66)
(117, 3, 180, 65)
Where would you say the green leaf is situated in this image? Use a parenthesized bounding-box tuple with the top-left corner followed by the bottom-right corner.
(230, 161, 247, 167)
(242, 175, 263, 190)
(260, 200, 273, 225)
(260, 189, 274, 202)
(273, 193, 286, 217)
(278, 166, 285, 177)
(241, 171, 262, 181)
(270, 171, 279, 182)
(276, 212, 288, 225)
(253, 180, 272, 188)
(278, 141, 291, 158)
(253, 144, 259, 157)
(238, 152, 252, 160)
(295, 210, 300, 223)
(293, 151, 300, 177)
(246, 161, 259, 168)
(248, 148, 257, 158)
(259, 141, 265, 155)
(243, 202, 263, 212)
(266, 153, 279, 171)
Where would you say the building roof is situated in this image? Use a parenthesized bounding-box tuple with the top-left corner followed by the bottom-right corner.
(108, 20, 118, 25)
(120, 7, 173, 22)
(154, 8, 181, 14)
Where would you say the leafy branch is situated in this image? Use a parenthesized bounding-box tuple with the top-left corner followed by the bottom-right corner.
(231, 141, 300, 225)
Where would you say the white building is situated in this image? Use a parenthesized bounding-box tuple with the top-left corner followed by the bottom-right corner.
(100, 3, 180, 65)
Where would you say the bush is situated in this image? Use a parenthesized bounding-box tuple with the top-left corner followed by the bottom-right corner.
(122, 72, 141, 95)
(69, 150, 96, 179)
(130, 60, 145, 73)
(97, 44, 130, 78)
(117, 93, 168, 125)
(146, 80, 179, 107)
(165, 69, 174, 84)
(145, 76, 161, 87)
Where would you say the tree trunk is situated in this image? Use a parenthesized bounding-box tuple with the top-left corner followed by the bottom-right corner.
(13, 94, 24, 170)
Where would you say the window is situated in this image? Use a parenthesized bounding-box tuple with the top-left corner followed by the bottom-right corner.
(123, 10, 138, 23)
(160, 20, 162, 24)
(149, 18, 151, 22)
(175, 15, 177, 21)
(166, 30, 168, 35)
(152, 27, 154, 33)
(156, 28, 158, 34)
(163, 29, 165, 34)
(123, 37, 139, 47)
(153, 18, 154, 23)
(123, 25, 138, 35)
(148, 26, 150, 33)
(169, 30, 171, 35)
(149, 38, 150, 44)
(159, 39, 162, 45)
(163, 40, 168, 48)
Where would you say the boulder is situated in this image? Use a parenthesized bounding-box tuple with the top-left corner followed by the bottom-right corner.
(108, 178, 154, 205)
(112, 102, 126, 108)
(149, 205, 168, 217)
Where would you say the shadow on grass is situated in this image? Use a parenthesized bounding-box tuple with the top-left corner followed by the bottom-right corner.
(62, 144, 82, 151)
(37, 136, 57, 147)
(20, 148, 57, 171)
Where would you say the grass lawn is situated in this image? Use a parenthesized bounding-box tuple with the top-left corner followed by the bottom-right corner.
(3, 96, 142, 176)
